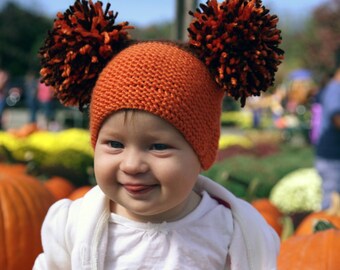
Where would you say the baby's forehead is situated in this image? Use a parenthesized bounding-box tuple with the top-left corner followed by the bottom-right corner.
(101, 110, 185, 138)
(108, 109, 159, 122)
(104, 109, 175, 129)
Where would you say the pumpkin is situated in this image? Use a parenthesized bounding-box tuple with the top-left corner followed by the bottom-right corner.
(251, 198, 283, 236)
(0, 170, 55, 270)
(68, 185, 93, 200)
(44, 176, 76, 200)
(0, 162, 27, 175)
(7, 123, 40, 138)
(278, 220, 340, 270)
(295, 192, 340, 236)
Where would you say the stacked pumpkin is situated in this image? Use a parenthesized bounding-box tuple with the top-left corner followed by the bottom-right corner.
(278, 192, 340, 269)
(251, 193, 340, 269)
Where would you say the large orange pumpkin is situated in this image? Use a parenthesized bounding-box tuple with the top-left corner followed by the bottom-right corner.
(251, 198, 283, 236)
(278, 221, 340, 270)
(295, 192, 340, 236)
(0, 170, 55, 270)
(44, 176, 76, 200)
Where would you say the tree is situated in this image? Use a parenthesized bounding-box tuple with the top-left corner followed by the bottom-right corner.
(0, 2, 52, 76)
(132, 23, 173, 41)
(301, 0, 340, 82)
(0, 2, 175, 77)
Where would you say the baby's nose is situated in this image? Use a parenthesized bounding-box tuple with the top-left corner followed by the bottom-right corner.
(120, 149, 149, 174)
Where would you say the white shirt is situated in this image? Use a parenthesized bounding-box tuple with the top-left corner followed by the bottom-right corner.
(104, 191, 233, 270)
(33, 175, 280, 270)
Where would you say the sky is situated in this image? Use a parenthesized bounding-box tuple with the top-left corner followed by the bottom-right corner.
(3, 0, 330, 27)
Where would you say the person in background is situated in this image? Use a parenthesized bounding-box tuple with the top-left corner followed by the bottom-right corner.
(33, 0, 284, 269)
(0, 69, 9, 130)
(315, 64, 340, 209)
(37, 81, 55, 129)
(309, 85, 323, 145)
(24, 72, 39, 124)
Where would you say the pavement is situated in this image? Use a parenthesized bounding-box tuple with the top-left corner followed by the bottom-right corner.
(2, 108, 244, 136)
(1, 108, 87, 130)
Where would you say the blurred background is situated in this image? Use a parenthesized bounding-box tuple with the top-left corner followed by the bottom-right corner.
(0, 0, 338, 131)
(1, 2, 340, 267)
(0, 0, 339, 217)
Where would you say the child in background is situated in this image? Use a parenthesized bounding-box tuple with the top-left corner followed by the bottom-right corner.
(37, 82, 54, 123)
(34, 0, 284, 269)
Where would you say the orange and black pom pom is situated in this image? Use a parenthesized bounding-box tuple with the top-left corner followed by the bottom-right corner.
(39, 0, 133, 110)
(188, 0, 284, 106)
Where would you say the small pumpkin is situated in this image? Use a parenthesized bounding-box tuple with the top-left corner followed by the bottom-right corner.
(295, 192, 340, 236)
(68, 185, 93, 200)
(0, 169, 55, 270)
(7, 122, 40, 138)
(251, 198, 283, 236)
(278, 220, 340, 269)
(44, 176, 76, 200)
(0, 162, 27, 175)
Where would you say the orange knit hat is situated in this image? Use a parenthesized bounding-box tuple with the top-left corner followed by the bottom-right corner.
(39, 0, 284, 169)
(90, 42, 223, 169)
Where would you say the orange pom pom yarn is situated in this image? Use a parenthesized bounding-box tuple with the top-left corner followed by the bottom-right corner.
(90, 41, 224, 170)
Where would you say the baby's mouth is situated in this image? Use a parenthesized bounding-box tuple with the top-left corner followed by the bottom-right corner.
(123, 184, 157, 194)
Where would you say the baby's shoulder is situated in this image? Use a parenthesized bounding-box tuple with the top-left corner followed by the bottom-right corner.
(194, 191, 233, 233)
(47, 198, 83, 221)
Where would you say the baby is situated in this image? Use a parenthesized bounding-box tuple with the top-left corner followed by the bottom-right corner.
(34, 0, 284, 269)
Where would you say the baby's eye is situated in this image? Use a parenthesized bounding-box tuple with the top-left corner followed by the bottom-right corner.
(108, 141, 124, 148)
(150, 144, 169, 151)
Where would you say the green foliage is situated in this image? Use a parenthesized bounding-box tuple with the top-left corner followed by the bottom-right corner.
(220, 111, 253, 128)
(218, 134, 253, 150)
(302, 1, 340, 78)
(203, 145, 315, 201)
(132, 23, 173, 40)
(40, 149, 94, 187)
(11, 145, 47, 164)
(0, 2, 174, 76)
(0, 128, 94, 186)
(0, 2, 52, 75)
(272, 0, 340, 84)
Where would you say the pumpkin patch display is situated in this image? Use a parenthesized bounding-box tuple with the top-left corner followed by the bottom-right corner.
(278, 221, 340, 270)
(295, 192, 340, 236)
(0, 169, 55, 270)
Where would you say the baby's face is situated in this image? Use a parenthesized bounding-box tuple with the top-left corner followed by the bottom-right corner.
(94, 110, 201, 223)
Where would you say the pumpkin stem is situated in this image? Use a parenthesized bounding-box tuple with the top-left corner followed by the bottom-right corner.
(281, 216, 295, 241)
(325, 192, 340, 217)
(313, 220, 337, 233)
(246, 178, 261, 202)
